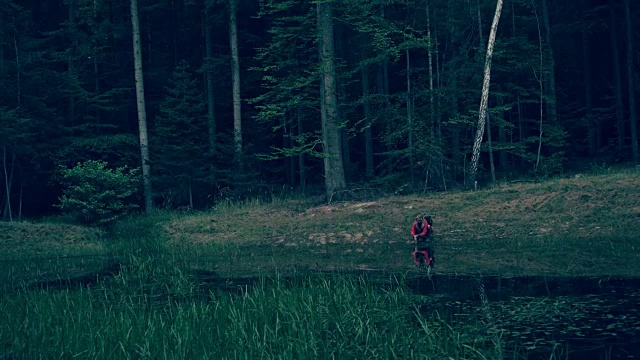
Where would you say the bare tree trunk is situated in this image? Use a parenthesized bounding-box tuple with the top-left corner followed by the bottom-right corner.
(533, 2, 544, 172)
(435, 29, 442, 142)
(317, 1, 346, 200)
(486, 114, 496, 182)
(362, 66, 374, 178)
(469, 0, 503, 187)
(427, 5, 435, 137)
(406, 48, 414, 184)
(205, 0, 217, 185)
(335, 26, 350, 182)
(541, 0, 558, 125)
(624, 0, 639, 162)
(68, 0, 76, 125)
(610, 1, 624, 152)
(478, 0, 495, 183)
(13, 35, 20, 107)
(229, 0, 243, 169)
(131, 0, 153, 214)
(18, 184, 22, 221)
(582, 0, 596, 154)
(3, 146, 12, 222)
(1, 6, 4, 76)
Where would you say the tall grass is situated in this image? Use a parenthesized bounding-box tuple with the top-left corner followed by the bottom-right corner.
(0, 265, 498, 359)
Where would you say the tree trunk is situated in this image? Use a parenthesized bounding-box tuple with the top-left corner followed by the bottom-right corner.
(130, 0, 153, 214)
(624, 0, 639, 162)
(68, 0, 76, 125)
(229, 0, 243, 169)
(317, 1, 346, 200)
(435, 29, 442, 142)
(582, 0, 596, 154)
(541, 0, 558, 125)
(486, 113, 496, 182)
(469, 0, 503, 187)
(610, 1, 624, 153)
(205, 0, 217, 185)
(362, 66, 374, 178)
(406, 48, 414, 184)
(335, 25, 350, 182)
(427, 5, 435, 137)
(477, 0, 495, 183)
(534, 3, 544, 172)
(13, 35, 20, 107)
(1, 6, 4, 76)
(2, 146, 12, 222)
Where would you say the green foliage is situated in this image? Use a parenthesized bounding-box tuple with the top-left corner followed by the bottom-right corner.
(153, 61, 208, 206)
(0, 271, 498, 359)
(56, 160, 140, 225)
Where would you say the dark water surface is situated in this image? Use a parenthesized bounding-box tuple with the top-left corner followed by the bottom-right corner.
(408, 274, 640, 359)
(2, 258, 639, 359)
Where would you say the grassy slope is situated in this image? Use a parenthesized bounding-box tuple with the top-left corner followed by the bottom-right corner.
(1, 170, 638, 280)
(0, 221, 105, 259)
(163, 170, 640, 277)
(0, 221, 107, 286)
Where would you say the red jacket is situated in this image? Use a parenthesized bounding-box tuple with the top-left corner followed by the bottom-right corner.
(411, 220, 430, 236)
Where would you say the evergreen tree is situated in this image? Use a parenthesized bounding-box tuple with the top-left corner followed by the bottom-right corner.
(153, 61, 207, 208)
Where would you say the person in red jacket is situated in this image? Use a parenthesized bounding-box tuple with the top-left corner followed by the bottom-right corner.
(410, 214, 432, 242)
(411, 214, 434, 266)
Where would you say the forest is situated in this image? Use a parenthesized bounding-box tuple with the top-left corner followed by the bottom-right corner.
(1, 0, 639, 219)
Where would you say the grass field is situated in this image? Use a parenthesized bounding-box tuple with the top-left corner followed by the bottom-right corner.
(151, 168, 640, 278)
(1, 169, 639, 359)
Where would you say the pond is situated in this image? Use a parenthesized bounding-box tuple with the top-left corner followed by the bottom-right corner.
(408, 274, 640, 359)
(3, 259, 639, 359)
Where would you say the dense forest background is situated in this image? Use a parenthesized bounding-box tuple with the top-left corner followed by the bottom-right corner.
(1, 0, 639, 218)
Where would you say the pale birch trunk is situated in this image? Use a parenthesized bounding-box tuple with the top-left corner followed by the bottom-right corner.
(317, 1, 346, 200)
(229, 0, 243, 168)
(131, 0, 153, 214)
(533, 3, 544, 172)
(427, 5, 435, 137)
(477, 0, 495, 183)
(469, 0, 503, 187)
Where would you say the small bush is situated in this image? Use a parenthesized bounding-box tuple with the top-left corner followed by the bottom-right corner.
(56, 160, 140, 225)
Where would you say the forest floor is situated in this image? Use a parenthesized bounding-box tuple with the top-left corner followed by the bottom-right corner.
(1, 168, 639, 282)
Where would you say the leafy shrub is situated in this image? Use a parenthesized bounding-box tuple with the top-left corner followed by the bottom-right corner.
(56, 160, 140, 225)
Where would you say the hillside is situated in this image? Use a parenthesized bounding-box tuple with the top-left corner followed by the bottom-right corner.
(1, 170, 638, 279)
(162, 170, 640, 277)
